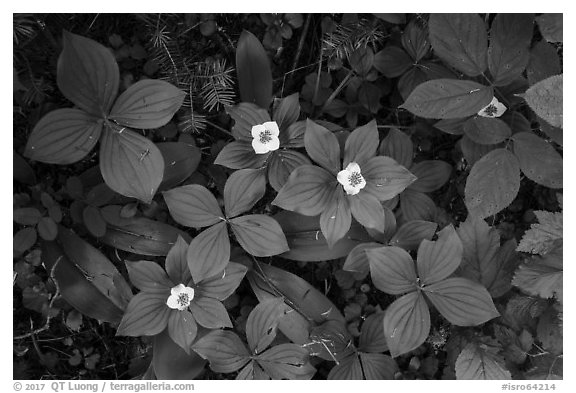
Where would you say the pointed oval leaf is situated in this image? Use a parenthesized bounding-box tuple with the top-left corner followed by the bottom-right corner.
(152, 329, 206, 380)
(384, 291, 430, 358)
(189, 296, 232, 329)
(187, 221, 230, 283)
(197, 262, 247, 301)
(57, 30, 119, 116)
(455, 342, 511, 380)
(526, 40, 561, 86)
(521, 74, 563, 128)
(344, 120, 378, 167)
(224, 168, 266, 218)
(512, 253, 563, 300)
(358, 312, 388, 353)
(320, 188, 351, 248)
(402, 20, 430, 62)
(100, 128, 164, 203)
(536, 14, 563, 43)
(82, 205, 107, 238)
(192, 330, 251, 373)
(400, 79, 493, 119)
(434, 118, 467, 135)
(230, 214, 289, 257)
(273, 93, 300, 132)
(14, 227, 37, 256)
(272, 165, 336, 216)
(417, 224, 463, 285)
(246, 298, 289, 354)
(343, 242, 382, 277)
(236, 30, 273, 109)
(13, 207, 43, 226)
(327, 354, 363, 380)
(379, 127, 413, 169)
(157, 142, 201, 191)
(24, 109, 102, 164)
(460, 135, 499, 166)
(164, 184, 224, 228)
(488, 14, 534, 86)
(367, 246, 417, 295)
(283, 120, 306, 148)
(349, 47, 374, 77)
(423, 277, 500, 326)
(267, 150, 311, 192)
(409, 160, 452, 192)
(465, 148, 520, 219)
(463, 117, 512, 145)
(359, 353, 398, 380)
(349, 192, 385, 233)
(109, 79, 185, 129)
(167, 310, 198, 355)
(304, 119, 341, 175)
(13, 150, 36, 185)
(125, 260, 173, 293)
(116, 292, 170, 336)
(373, 46, 413, 78)
(37, 217, 58, 241)
(362, 156, 417, 202)
(165, 236, 191, 285)
(100, 205, 191, 256)
(429, 14, 487, 76)
(257, 344, 316, 380)
(226, 102, 271, 141)
(389, 220, 438, 251)
(214, 140, 268, 169)
(400, 189, 437, 221)
(512, 132, 562, 189)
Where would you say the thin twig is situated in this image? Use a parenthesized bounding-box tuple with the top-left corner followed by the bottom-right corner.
(205, 120, 233, 138)
(321, 68, 354, 113)
(288, 13, 312, 87)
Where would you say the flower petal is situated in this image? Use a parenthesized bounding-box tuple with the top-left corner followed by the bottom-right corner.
(345, 162, 361, 173)
(264, 121, 280, 137)
(171, 283, 186, 296)
(343, 183, 360, 195)
(358, 176, 367, 189)
(166, 294, 181, 310)
(337, 169, 350, 186)
(252, 138, 269, 154)
(183, 286, 196, 300)
(267, 136, 280, 152)
(251, 124, 266, 138)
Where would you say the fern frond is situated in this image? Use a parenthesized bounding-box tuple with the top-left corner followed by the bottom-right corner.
(178, 109, 207, 134)
(13, 14, 38, 46)
(322, 17, 387, 61)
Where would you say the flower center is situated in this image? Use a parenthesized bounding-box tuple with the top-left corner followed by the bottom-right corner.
(348, 172, 364, 187)
(259, 129, 273, 144)
(177, 293, 190, 307)
(482, 104, 498, 116)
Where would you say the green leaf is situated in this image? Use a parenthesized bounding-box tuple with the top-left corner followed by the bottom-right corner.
(167, 310, 198, 355)
(308, 320, 355, 362)
(37, 217, 58, 241)
(109, 79, 185, 129)
(521, 74, 563, 128)
(13, 207, 42, 225)
(272, 165, 336, 216)
(379, 127, 413, 169)
(13, 150, 36, 185)
(14, 227, 37, 256)
(409, 160, 452, 192)
(457, 216, 499, 281)
(226, 102, 271, 141)
(236, 30, 273, 109)
(100, 205, 191, 257)
(224, 168, 266, 218)
(455, 342, 511, 380)
(517, 210, 563, 255)
(400, 79, 493, 119)
(157, 142, 201, 191)
(24, 109, 102, 164)
(417, 225, 463, 285)
(99, 127, 164, 204)
(152, 329, 206, 379)
(343, 120, 378, 167)
(373, 46, 413, 78)
(165, 236, 191, 285)
(402, 20, 430, 62)
(512, 251, 562, 301)
(82, 205, 107, 238)
(116, 292, 171, 336)
(163, 184, 224, 228)
(400, 189, 437, 221)
(189, 296, 232, 328)
(512, 132, 562, 189)
(283, 120, 306, 148)
(527, 41, 561, 86)
(465, 148, 520, 219)
(267, 150, 311, 192)
(359, 353, 398, 379)
(537, 307, 562, 353)
(463, 117, 512, 145)
(57, 30, 119, 116)
(125, 260, 172, 293)
(327, 354, 363, 380)
(343, 242, 381, 276)
(304, 119, 341, 175)
(389, 220, 438, 251)
(367, 246, 417, 295)
(192, 330, 250, 373)
(423, 278, 500, 326)
(384, 291, 430, 358)
(256, 344, 316, 380)
(362, 156, 417, 201)
(349, 191, 385, 233)
(487, 239, 520, 298)
(215, 140, 269, 170)
(275, 210, 370, 262)
(230, 214, 289, 257)
(358, 312, 388, 353)
(246, 298, 290, 354)
(320, 188, 351, 248)
(349, 47, 374, 76)
(197, 262, 247, 301)
(460, 134, 499, 166)
(536, 14, 563, 43)
(187, 221, 230, 283)
(488, 14, 534, 86)
(273, 93, 300, 133)
(434, 118, 467, 135)
(428, 14, 487, 76)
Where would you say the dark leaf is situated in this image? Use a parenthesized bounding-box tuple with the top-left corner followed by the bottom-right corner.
(214, 140, 268, 169)
(14, 227, 37, 256)
(152, 329, 206, 379)
(165, 236, 191, 285)
(536, 14, 563, 43)
(358, 312, 387, 353)
(283, 120, 306, 148)
(163, 184, 224, 228)
(187, 222, 230, 283)
(349, 47, 374, 76)
(157, 142, 201, 191)
(116, 292, 170, 336)
(236, 30, 273, 108)
(373, 46, 412, 78)
(379, 127, 413, 169)
(197, 262, 247, 301)
(13, 207, 42, 226)
(192, 330, 250, 373)
(342, 242, 382, 277)
(167, 310, 198, 354)
(359, 353, 398, 379)
(512, 132, 562, 189)
(343, 120, 378, 167)
(401, 20, 430, 62)
(82, 205, 107, 238)
(246, 298, 290, 354)
(367, 246, 417, 295)
(320, 188, 351, 248)
(226, 102, 271, 141)
(512, 252, 563, 301)
(460, 135, 499, 166)
(409, 160, 452, 192)
(189, 296, 232, 329)
(230, 214, 289, 257)
(526, 40, 561, 86)
(520, 74, 563, 128)
(455, 342, 511, 379)
(389, 220, 437, 251)
(267, 150, 311, 192)
(273, 93, 300, 132)
(125, 260, 172, 293)
(304, 119, 341, 175)
(362, 156, 416, 201)
(224, 168, 266, 218)
(37, 217, 58, 241)
(327, 354, 363, 380)
(400, 189, 437, 221)
(349, 191, 385, 233)
(417, 224, 463, 285)
(13, 150, 36, 185)
(256, 344, 315, 380)
(463, 117, 512, 145)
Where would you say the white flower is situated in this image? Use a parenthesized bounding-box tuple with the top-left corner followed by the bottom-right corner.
(477, 96, 507, 118)
(166, 284, 195, 311)
(251, 121, 280, 154)
(337, 162, 367, 196)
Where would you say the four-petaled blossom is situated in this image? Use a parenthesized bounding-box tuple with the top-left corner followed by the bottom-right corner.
(166, 284, 195, 311)
(116, 236, 247, 354)
(337, 162, 366, 195)
(477, 96, 507, 118)
(251, 121, 280, 154)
